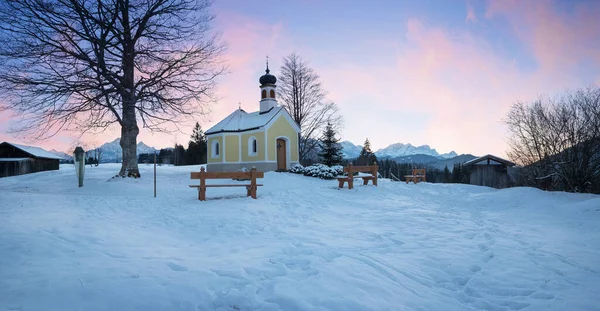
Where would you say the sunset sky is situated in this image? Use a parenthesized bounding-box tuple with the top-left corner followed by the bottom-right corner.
(1, 0, 599, 157)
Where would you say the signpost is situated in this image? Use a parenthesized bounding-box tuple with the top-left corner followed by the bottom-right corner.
(73, 147, 85, 187)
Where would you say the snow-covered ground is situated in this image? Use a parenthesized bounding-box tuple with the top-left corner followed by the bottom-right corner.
(1, 164, 599, 311)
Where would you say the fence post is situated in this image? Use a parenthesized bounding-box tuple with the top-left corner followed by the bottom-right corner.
(154, 152, 156, 198)
(373, 161, 378, 186)
(348, 163, 354, 189)
(250, 166, 257, 199)
(199, 167, 206, 201)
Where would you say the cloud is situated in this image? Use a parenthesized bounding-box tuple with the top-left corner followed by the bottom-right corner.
(485, 0, 600, 73)
(466, 3, 478, 22)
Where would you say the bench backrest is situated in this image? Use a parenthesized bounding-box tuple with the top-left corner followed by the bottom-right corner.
(344, 163, 378, 175)
(191, 169, 264, 180)
(412, 168, 426, 176)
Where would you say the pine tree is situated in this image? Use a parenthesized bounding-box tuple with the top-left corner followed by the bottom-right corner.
(318, 122, 343, 167)
(452, 163, 462, 183)
(357, 138, 377, 166)
(443, 165, 451, 183)
(174, 144, 186, 166)
(185, 122, 208, 165)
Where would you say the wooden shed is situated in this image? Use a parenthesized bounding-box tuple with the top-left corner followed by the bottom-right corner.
(0, 142, 61, 178)
(463, 154, 516, 189)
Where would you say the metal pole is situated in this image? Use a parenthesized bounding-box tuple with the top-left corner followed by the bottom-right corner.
(154, 152, 157, 198)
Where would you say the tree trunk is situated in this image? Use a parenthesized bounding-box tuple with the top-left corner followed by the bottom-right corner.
(119, 118, 140, 177)
(118, 92, 140, 178)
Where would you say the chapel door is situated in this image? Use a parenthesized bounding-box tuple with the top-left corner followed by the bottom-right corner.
(276, 138, 287, 170)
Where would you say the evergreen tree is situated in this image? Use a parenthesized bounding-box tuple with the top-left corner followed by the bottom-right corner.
(357, 138, 377, 166)
(174, 144, 186, 166)
(443, 165, 451, 183)
(185, 122, 208, 164)
(318, 122, 343, 167)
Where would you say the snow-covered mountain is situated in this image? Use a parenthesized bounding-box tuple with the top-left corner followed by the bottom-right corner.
(339, 141, 457, 160)
(375, 143, 457, 159)
(49, 149, 73, 160)
(339, 141, 362, 159)
(93, 138, 158, 162)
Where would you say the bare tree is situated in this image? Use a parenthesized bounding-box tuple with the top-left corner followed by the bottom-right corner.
(0, 0, 226, 177)
(278, 53, 341, 163)
(505, 86, 600, 193)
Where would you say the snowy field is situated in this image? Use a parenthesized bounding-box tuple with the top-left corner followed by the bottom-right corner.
(1, 164, 600, 311)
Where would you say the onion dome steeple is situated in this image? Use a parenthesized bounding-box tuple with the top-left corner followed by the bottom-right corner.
(259, 58, 277, 85)
(259, 56, 278, 113)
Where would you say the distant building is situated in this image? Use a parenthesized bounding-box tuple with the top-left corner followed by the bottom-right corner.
(205, 62, 300, 172)
(463, 154, 516, 189)
(0, 142, 61, 178)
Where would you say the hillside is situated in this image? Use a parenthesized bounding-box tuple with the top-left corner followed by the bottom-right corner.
(1, 164, 599, 310)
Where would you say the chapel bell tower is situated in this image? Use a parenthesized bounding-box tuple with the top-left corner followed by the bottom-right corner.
(259, 58, 278, 113)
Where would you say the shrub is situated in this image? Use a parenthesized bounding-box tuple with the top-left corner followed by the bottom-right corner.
(302, 164, 344, 180)
(289, 164, 305, 174)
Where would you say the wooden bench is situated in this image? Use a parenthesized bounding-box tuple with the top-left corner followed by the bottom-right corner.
(404, 168, 426, 184)
(190, 167, 264, 201)
(337, 163, 378, 189)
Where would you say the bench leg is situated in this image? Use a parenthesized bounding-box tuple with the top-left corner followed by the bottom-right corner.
(374, 177, 377, 187)
(338, 179, 344, 188)
(199, 186, 206, 201)
(246, 186, 251, 197)
(363, 178, 369, 185)
(348, 178, 354, 190)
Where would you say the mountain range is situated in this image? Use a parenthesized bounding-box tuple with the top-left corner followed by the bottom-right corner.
(92, 138, 157, 162)
(339, 141, 458, 160)
(338, 141, 474, 170)
(51, 138, 473, 167)
(50, 139, 157, 162)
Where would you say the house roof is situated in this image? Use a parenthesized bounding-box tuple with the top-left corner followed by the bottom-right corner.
(205, 106, 300, 135)
(0, 142, 62, 160)
(463, 154, 516, 167)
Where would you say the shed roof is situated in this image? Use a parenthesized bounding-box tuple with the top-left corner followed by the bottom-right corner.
(0, 142, 62, 160)
(0, 158, 29, 162)
(205, 106, 299, 135)
(463, 154, 515, 167)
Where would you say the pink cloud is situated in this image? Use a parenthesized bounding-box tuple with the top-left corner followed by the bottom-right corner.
(466, 3, 478, 22)
(486, 0, 600, 72)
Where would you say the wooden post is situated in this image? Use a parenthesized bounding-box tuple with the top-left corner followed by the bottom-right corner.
(348, 163, 354, 189)
(154, 152, 156, 197)
(250, 166, 257, 199)
(199, 167, 206, 201)
(373, 161, 378, 186)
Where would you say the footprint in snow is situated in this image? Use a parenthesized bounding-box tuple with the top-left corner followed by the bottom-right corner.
(166, 262, 188, 271)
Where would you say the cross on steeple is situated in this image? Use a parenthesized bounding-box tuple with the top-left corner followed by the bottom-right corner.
(266, 55, 270, 73)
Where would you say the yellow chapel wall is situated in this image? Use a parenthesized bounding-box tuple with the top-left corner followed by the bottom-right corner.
(267, 115, 299, 162)
(241, 130, 266, 162)
(225, 135, 239, 163)
(207, 135, 223, 163)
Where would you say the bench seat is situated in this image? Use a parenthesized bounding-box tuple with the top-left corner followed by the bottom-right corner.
(190, 167, 264, 200)
(189, 184, 264, 188)
(404, 168, 427, 184)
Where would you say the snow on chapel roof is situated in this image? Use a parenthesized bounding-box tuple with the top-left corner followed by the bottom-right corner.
(0, 142, 63, 160)
(205, 106, 285, 135)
